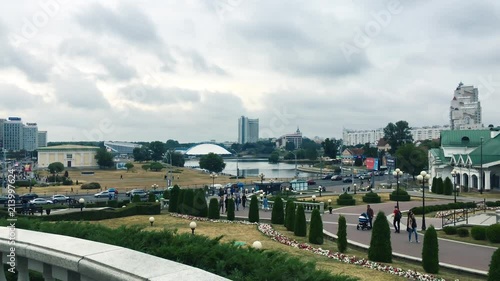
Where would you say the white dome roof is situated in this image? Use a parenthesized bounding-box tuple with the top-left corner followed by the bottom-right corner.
(185, 144, 232, 155)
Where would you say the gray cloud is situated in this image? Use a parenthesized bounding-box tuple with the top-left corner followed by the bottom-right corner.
(53, 75, 110, 109)
(119, 84, 201, 106)
(0, 84, 44, 109)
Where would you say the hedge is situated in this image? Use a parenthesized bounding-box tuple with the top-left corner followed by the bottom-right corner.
(81, 182, 101, 190)
(443, 226, 457, 235)
(362, 191, 381, 203)
(486, 224, 500, 243)
(412, 202, 477, 215)
(471, 226, 487, 240)
(456, 228, 469, 237)
(337, 193, 355, 206)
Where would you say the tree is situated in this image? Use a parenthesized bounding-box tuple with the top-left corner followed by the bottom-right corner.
(125, 162, 134, 172)
(248, 195, 259, 223)
(177, 189, 186, 214)
(285, 200, 296, 231)
(164, 151, 185, 167)
(308, 209, 323, 245)
(285, 141, 295, 151)
(168, 185, 180, 213)
(149, 162, 164, 172)
(305, 147, 318, 161)
(422, 225, 439, 274)
(395, 143, 427, 179)
(95, 147, 114, 168)
(193, 189, 208, 218)
(294, 204, 307, 237)
(227, 198, 235, 221)
(368, 211, 392, 262)
(132, 194, 141, 203)
(133, 146, 151, 162)
(431, 177, 437, 194)
(337, 215, 348, 253)
(183, 189, 195, 216)
(149, 141, 166, 161)
(354, 157, 363, 166)
(271, 197, 284, 224)
(199, 153, 226, 173)
(208, 198, 220, 219)
(321, 138, 338, 159)
(47, 162, 64, 174)
(165, 139, 180, 150)
(383, 120, 413, 154)
(488, 248, 500, 281)
(443, 177, 453, 195)
(419, 139, 440, 150)
(268, 151, 280, 164)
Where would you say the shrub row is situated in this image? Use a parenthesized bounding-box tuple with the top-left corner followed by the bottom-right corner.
(337, 193, 355, 206)
(411, 202, 477, 215)
(443, 224, 500, 243)
(389, 189, 411, 202)
(485, 201, 500, 207)
(81, 182, 101, 189)
(35, 203, 159, 221)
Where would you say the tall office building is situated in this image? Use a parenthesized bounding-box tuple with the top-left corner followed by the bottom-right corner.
(450, 82, 482, 130)
(238, 116, 259, 144)
(0, 119, 5, 149)
(38, 131, 47, 147)
(3, 117, 24, 151)
(23, 123, 38, 152)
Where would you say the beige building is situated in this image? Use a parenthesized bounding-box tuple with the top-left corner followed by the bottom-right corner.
(37, 145, 99, 169)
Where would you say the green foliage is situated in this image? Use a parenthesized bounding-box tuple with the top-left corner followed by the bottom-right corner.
(132, 194, 141, 203)
(13, 179, 37, 187)
(294, 204, 307, 237)
(471, 226, 487, 240)
(163, 189, 170, 199)
(148, 192, 156, 202)
(177, 189, 186, 214)
(457, 228, 469, 237)
(337, 193, 355, 206)
(193, 189, 208, 218)
(168, 185, 180, 213)
(337, 215, 348, 253)
(362, 191, 381, 203)
(271, 197, 284, 224)
(133, 146, 152, 162)
(94, 147, 114, 168)
(285, 200, 295, 231)
(422, 225, 439, 274)
(308, 209, 323, 245)
(486, 224, 500, 243)
(183, 189, 195, 216)
(368, 211, 392, 263)
(227, 198, 235, 221)
(389, 189, 411, 202)
(208, 198, 220, 219)
(443, 226, 458, 235)
(248, 195, 259, 223)
(443, 177, 453, 195)
(395, 143, 427, 178)
(47, 162, 64, 174)
(436, 178, 444, 194)
(431, 177, 437, 194)
(149, 141, 166, 161)
(322, 138, 340, 159)
(384, 120, 413, 154)
(199, 152, 226, 173)
(125, 162, 134, 171)
(164, 151, 186, 167)
(488, 248, 500, 281)
(141, 164, 150, 171)
(107, 200, 118, 208)
(412, 202, 477, 215)
(268, 151, 280, 163)
(62, 178, 73, 185)
(149, 162, 164, 172)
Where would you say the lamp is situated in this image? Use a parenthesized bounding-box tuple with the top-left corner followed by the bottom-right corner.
(78, 198, 85, 212)
(210, 172, 217, 190)
(451, 169, 458, 203)
(416, 171, 431, 231)
(318, 186, 322, 197)
(311, 195, 316, 202)
(189, 221, 197, 235)
(151, 184, 158, 191)
(353, 183, 357, 194)
(392, 168, 403, 209)
(149, 216, 155, 226)
(252, 241, 262, 249)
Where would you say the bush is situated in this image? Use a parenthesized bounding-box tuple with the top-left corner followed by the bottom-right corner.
(486, 224, 500, 243)
(422, 225, 439, 273)
(285, 200, 295, 231)
(183, 189, 195, 216)
(308, 209, 323, 245)
(368, 211, 392, 263)
(13, 179, 37, 187)
(208, 198, 220, 219)
(389, 189, 411, 202)
(362, 191, 381, 203)
(337, 193, 355, 206)
(436, 178, 444, 194)
(488, 248, 500, 281)
(271, 197, 284, 224)
(177, 189, 186, 214)
(443, 226, 457, 235)
(131, 194, 141, 203)
(192, 189, 208, 218)
(443, 177, 453, 196)
(227, 198, 235, 221)
(431, 177, 437, 193)
(471, 226, 487, 240)
(248, 195, 259, 223)
(107, 200, 118, 208)
(337, 215, 348, 253)
(163, 189, 170, 199)
(35, 203, 161, 221)
(62, 178, 73, 185)
(148, 193, 156, 202)
(81, 182, 101, 190)
(168, 185, 180, 213)
(457, 228, 469, 237)
(294, 204, 307, 237)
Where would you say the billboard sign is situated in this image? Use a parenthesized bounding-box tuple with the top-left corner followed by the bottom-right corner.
(365, 158, 379, 170)
(387, 157, 396, 170)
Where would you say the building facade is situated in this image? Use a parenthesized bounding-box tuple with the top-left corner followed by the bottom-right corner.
(450, 82, 482, 130)
(23, 123, 38, 152)
(37, 145, 99, 169)
(238, 116, 259, 144)
(3, 117, 23, 151)
(0, 119, 5, 148)
(275, 127, 303, 149)
(343, 126, 448, 146)
(38, 131, 47, 147)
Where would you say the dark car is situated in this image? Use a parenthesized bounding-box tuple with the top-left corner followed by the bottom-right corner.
(343, 178, 353, 183)
(307, 179, 316, 186)
(20, 193, 39, 201)
(130, 190, 148, 198)
(322, 174, 333, 180)
(331, 175, 343, 181)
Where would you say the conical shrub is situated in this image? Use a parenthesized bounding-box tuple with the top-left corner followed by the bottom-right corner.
(248, 195, 259, 223)
(284, 200, 295, 231)
(422, 225, 439, 273)
(488, 248, 500, 281)
(177, 189, 185, 214)
(227, 198, 235, 221)
(368, 211, 392, 262)
(183, 189, 195, 216)
(337, 215, 347, 253)
(208, 198, 220, 219)
(308, 209, 323, 245)
(193, 189, 208, 217)
(443, 177, 453, 196)
(294, 204, 307, 237)
(168, 185, 180, 212)
(271, 197, 284, 224)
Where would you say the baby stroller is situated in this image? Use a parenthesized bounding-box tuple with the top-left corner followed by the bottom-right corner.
(357, 212, 372, 230)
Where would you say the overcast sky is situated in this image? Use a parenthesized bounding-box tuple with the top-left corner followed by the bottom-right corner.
(1, 0, 499, 143)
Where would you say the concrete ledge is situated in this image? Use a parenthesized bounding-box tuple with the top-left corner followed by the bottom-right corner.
(0, 227, 229, 281)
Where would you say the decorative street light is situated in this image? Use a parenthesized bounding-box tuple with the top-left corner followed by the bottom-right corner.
(416, 171, 431, 231)
(259, 173, 265, 185)
(252, 241, 262, 249)
(189, 221, 197, 235)
(149, 216, 155, 226)
(151, 184, 158, 191)
(78, 198, 85, 212)
(210, 172, 217, 190)
(392, 168, 403, 209)
(451, 169, 458, 203)
(311, 195, 316, 202)
(480, 137, 484, 194)
(318, 186, 322, 197)
(353, 183, 357, 195)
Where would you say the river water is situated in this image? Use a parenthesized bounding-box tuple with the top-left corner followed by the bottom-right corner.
(184, 158, 317, 179)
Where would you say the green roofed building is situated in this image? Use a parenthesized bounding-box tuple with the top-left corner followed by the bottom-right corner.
(429, 128, 500, 191)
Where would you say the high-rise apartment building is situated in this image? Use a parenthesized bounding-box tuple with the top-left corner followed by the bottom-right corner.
(450, 82, 482, 130)
(342, 126, 448, 146)
(238, 116, 259, 144)
(23, 123, 38, 152)
(38, 131, 47, 147)
(3, 117, 24, 151)
(0, 119, 5, 148)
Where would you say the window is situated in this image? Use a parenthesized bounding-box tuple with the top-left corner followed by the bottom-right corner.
(66, 154, 73, 159)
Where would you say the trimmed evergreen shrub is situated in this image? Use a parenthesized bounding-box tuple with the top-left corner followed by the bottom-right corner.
(368, 211, 392, 263)
(431, 177, 437, 193)
(132, 194, 141, 203)
(486, 224, 500, 243)
(422, 225, 439, 274)
(81, 182, 101, 189)
(183, 189, 195, 216)
(471, 226, 487, 240)
(443, 226, 457, 235)
(337, 192, 355, 206)
(436, 178, 444, 194)
(488, 248, 500, 281)
(248, 195, 259, 223)
(271, 197, 285, 224)
(168, 185, 180, 213)
(177, 189, 186, 214)
(443, 177, 453, 196)
(33, 203, 160, 221)
(294, 204, 307, 237)
(308, 209, 323, 245)
(148, 192, 156, 202)
(107, 200, 118, 208)
(389, 189, 411, 202)
(285, 200, 295, 231)
(193, 189, 208, 218)
(457, 228, 469, 237)
(227, 198, 235, 221)
(362, 191, 381, 203)
(163, 189, 170, 199)
(337, 215, 348, 253)
(208, 198, 220, 219)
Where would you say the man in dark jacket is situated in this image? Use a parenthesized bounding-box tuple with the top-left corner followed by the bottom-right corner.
(367, 205, 374, 228)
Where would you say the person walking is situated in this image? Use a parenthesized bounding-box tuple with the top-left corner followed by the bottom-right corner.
(263, 196, 269, 212)
(407, 211, 419, 243)
(366, 205, 374, 228)
(393, 206, 401, 233)
(242, 194, 247, 209)
(219, 196, 224, 214)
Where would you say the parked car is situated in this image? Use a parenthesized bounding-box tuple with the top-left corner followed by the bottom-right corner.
(29, 198, 53, 205)
(342, 178, 353, 183)
(0, 194, 20, 205)
(51, 194, 70, 203)
(130, 190, 148, 198)
(126, 189, 145, 197)
(331, 175, 343, 181)
(307, 179, 316, 186)
(20, 193, 39, 201)
(94, 191, 110, 198)
(322, 174, 333, 180)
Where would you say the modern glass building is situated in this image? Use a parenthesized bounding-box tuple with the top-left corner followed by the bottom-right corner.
(238, 116, 259, 144)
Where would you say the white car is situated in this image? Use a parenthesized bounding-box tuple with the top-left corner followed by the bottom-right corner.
(94, 191, 110, 198)
(30, 198, 53, 205)
(51, 194, 70, 203)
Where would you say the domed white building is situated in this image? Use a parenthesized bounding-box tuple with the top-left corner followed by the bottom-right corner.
(185, 143, 232, 156)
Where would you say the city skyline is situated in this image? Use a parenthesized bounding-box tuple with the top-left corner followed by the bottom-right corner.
(1, 1, 500, 143)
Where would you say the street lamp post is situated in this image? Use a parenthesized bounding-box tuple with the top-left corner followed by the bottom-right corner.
(451, 169, 458, 203)
(480, 137, 483, 194)
(189, 221, 197, 235)
(259, 173, 265, 192)
(318, 186, 322, 197)
(353, 183, 357, 195)
(392, 168, 403, 209)
(417, 171, 431, 231)
(78, 198, 85, 212)
(210, 172, 217, 192)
